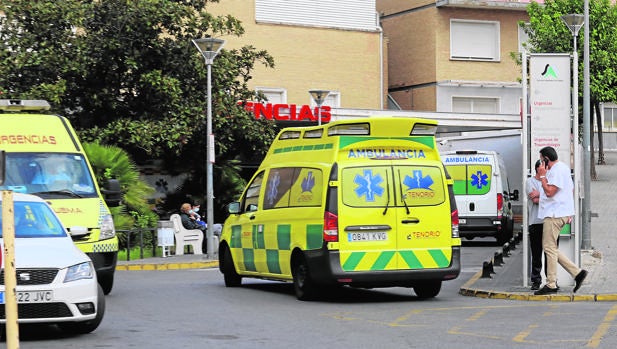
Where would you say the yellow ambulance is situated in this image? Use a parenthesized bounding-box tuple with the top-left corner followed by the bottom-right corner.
(219, 117, 461, 300)
(0, 99, 121, 294)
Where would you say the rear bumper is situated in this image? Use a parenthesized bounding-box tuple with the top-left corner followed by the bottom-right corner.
(305, 247, 461, 288)
(458, 216, 503, 237)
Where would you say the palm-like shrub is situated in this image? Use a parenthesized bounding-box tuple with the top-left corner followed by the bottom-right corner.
(83, 142, 157, 231)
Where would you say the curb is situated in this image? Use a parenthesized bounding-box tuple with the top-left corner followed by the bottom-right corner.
(115, 260, 219, 271)
(459, 261, 617, 302)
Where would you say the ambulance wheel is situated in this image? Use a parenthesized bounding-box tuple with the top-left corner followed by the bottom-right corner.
(413, 280, 441, 299)
(292, 257, 317, 301)
(98, 273, 114, 295)
(223, 247, 242, 287)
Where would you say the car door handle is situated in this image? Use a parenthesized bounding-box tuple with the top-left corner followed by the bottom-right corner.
(401, 218, 419, 224)
(250, 215, 256, 220)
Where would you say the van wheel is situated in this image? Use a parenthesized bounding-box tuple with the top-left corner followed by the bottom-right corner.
(413, 280, 441, 299)
(58, 284, 105, 334)
(292, 257, 317, 301)
(223, 247, 242, 287)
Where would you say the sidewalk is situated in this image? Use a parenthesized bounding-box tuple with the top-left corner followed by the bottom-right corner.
(117, 152, 617, 301)
(460, 150, 617, 301)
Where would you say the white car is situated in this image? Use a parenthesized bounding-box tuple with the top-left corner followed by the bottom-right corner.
(0, 193, 104, 334)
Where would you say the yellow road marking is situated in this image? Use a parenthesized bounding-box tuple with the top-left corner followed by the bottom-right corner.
(587, 304, 617, 348)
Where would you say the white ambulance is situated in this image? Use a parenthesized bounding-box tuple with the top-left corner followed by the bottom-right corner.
(441, 150, 518, 245)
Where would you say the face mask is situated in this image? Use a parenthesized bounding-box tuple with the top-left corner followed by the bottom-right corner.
(193, 207, 200, 213)
(188, 210, 194, 214)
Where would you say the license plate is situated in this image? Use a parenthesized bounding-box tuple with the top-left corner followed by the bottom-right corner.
(0, 290, 54, 304)
(348, 232, 388, 242)
(459, 218, 466, 224)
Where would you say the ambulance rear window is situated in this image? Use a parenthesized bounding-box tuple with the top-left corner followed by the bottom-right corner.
(445, 164, 492, 195)
(341, 165, 445, 208)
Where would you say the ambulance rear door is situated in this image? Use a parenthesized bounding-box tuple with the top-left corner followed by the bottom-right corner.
(393, 164, 453, 270)
(338, 163, 399, 272)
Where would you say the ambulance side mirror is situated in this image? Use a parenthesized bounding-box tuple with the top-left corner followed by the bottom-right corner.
(227, 202, 240, 214)
(0, 150, 4, 185)
(102, 179, 122, 207)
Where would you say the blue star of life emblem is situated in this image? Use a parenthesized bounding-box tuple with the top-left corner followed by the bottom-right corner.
(301, 171, 315, 193)
(267, 172, 281, 205)
(354, 169, 384, 202)
(471, 170, 488, 189)
(403, 170, 433, 191)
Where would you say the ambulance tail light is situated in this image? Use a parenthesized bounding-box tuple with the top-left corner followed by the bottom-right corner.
(451, 209, 459, 238)
(496, 193, 504, 217)
(323, 211, 339, 242)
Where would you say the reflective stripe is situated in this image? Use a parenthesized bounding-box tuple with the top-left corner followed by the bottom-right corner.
(341, 249, 452, 271)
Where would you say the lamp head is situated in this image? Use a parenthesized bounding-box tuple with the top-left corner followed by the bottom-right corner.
(309, 89, 331, 106)
(561, 14, 584, 36)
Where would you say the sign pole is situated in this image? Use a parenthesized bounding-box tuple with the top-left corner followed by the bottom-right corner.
(2, 190, 20, 348)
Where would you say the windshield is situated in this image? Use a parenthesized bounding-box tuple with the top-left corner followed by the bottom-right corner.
(0, 153, 98, 198)
(0, 201, 68, 238)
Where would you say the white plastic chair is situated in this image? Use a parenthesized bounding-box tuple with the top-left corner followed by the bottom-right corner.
(169, 214, 203, 255)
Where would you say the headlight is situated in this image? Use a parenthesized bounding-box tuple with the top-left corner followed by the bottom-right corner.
(99, 214, 116, 240)
(64, 261, 94, 282)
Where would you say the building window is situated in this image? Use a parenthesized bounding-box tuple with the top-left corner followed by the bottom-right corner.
(603, 105, 617, 132)
(309, 91, 340, 108)
(256, 87, 287, 104)
(518, 22, 532, 53)
(451, 20, 500, 61)
(452, 97, 499, 114)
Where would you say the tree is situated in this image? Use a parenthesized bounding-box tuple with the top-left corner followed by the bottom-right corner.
(0, 0, 278, 215)
(522, 0, 617, 178)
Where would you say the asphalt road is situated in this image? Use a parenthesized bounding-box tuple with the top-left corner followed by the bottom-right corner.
(9, 241, 617, 349)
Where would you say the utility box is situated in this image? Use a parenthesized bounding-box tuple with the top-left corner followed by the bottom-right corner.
(157, 220, 174, 257)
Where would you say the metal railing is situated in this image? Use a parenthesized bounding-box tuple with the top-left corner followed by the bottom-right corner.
(117, 227, 158, 261)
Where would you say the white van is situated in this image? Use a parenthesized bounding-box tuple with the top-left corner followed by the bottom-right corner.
(441, 150, 518, 244)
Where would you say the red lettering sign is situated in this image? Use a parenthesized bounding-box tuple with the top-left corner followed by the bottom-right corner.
(0, 135, 57, 145)
(241, 101, 331, 123)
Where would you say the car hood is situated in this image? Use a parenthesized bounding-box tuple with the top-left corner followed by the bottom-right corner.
(1, 236, 91, 269)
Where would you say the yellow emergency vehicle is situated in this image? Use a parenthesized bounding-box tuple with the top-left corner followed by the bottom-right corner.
(219, 117, 461, 300)
(0, 99, 121, 295)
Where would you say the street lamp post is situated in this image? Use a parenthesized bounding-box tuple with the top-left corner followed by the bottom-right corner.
(561, 14, 587, 252)
(309, 90, 331, 126)
(192, 37, 225, 257)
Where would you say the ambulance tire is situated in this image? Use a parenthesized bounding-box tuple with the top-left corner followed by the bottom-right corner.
(98, 273, 114, 295)
(223, 247, 242, 287)
(292, 257, 317, 301)
(413, 280, 442, 299)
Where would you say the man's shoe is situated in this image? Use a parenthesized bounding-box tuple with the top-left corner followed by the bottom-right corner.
(531, 281, 541, 290)
(534, 285, 558, 295)
(573, 269, 588, 293)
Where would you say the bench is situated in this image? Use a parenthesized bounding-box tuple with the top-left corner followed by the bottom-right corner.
(169, 214, 203, 255)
